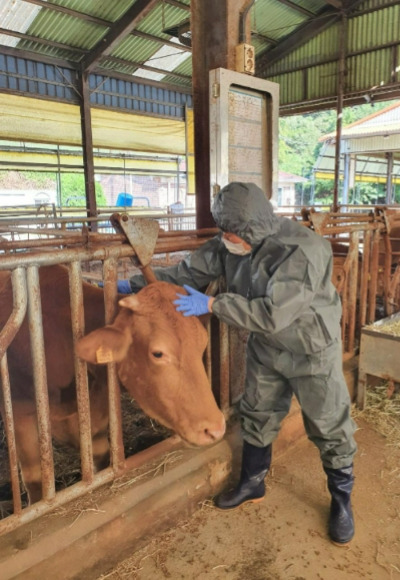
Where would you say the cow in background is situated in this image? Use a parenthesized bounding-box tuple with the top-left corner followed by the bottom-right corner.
(0, 265, 225, 505)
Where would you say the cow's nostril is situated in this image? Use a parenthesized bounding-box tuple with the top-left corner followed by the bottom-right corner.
(204, 425, 225, 442)
(204, 428, 216, 441)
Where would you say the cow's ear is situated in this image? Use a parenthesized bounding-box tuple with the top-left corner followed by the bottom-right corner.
(118, 295, 141, 312)
(76, 326, 132, 364)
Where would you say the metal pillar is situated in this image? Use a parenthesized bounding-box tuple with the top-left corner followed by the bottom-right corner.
(342, 153, 350, 206)
(333, 12, 348, 212)
(77, 71, 97, 229)
(386, 152, 394, 204)
(342, 153, 356, 206)
(191, 0, 253, 228)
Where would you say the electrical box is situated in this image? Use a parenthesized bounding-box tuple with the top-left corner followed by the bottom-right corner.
(235, 43, 255, 75)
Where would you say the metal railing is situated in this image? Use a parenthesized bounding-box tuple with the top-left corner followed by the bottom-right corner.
(0, 206, 197, 238)
(1, 207, 400, 533)
(0, 229, 230, 535)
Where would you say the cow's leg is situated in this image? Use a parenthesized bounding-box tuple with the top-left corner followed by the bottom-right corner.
(13, 405, 42, 504)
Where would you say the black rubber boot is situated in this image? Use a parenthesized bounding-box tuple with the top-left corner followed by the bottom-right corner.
(215, 441, 272, 510)
(324, 465, 355, 545)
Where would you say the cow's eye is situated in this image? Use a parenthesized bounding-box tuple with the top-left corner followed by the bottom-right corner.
(152, 351, 163, 358)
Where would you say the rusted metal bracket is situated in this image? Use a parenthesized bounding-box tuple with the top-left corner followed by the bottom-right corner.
(110, 213, 159, 284)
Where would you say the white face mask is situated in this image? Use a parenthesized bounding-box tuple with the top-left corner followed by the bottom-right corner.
(221, 237, 251, 256)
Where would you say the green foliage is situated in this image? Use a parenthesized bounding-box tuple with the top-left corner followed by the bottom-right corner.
(23, 171, 56, 189)
(279, 111, 336, 177)
(60, 173, 106, 207)
(297, 179, 335, 206)
(298, 179, 388, 207)
(348, 182, 386, 205)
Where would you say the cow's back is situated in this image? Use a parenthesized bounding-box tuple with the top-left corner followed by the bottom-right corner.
(0, 264, 106, 401)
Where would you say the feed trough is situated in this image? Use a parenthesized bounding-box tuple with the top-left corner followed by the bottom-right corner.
(357, 311, 400, 408)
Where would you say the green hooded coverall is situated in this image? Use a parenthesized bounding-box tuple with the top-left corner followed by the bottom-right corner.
(128, 182, 357, 470)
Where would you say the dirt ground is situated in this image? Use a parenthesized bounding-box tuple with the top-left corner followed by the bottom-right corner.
(97, 413, 400, 580)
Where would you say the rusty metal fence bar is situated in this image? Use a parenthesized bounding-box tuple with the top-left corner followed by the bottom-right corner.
(0, 211, 197, 236)
(0, 268, 27, 516)
(26, 265, 56, 503)
(69, 261, 95, 485)
(103, 257, 126, 474)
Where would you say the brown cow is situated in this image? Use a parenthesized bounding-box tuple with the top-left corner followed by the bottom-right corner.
(76, 281, 226, 447)
(0, 265, 225, 505)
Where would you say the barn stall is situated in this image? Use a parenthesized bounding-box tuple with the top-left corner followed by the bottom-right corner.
(0, 216, 240, 578)
(1, 0, 400, 577)
(1, 204, 400, 578)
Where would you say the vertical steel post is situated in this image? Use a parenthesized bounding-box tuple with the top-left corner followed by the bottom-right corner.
(103, 257, 125, 473)
(386, 152, 394, 204)
(26, 265, 56, 501)
(0, 268, 27, 514)
(333, 12, 347, 212)
(69, 261, 94, 483)
(78, 71, 97, 230)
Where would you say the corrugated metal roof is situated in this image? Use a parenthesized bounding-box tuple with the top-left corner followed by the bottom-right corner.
(321, 102, 400, 140)
(0, 0, 399, 112)
(252, 0, 309, 44)
(314, 143, 400, 183)
(315, 102, 400, 186)
(0, 1, 41, 48)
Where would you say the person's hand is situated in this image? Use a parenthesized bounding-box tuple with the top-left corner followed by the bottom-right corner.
(117, 280, 132, 294)
(95, 280, 132, 293)
(174, 285, 212, 317)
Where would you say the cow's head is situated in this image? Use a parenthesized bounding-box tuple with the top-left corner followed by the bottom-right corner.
(76, 282, 226, 447)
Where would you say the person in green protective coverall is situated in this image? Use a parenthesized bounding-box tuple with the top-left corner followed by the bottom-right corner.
(124, 182, 357, 545)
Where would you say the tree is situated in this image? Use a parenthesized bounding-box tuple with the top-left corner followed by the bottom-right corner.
(60, 173, 106, 207)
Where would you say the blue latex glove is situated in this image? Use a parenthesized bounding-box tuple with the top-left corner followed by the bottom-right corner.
(96, 280, 132, 293)
(174, 284, 210, 317)
(117, 279, 132, 294)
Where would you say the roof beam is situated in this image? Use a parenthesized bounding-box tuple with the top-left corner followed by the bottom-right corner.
(23, 0, 191, 54)
(133, 30, 191, 52)
(163, 0, 191, 11)
(251, 31, 278, 46)
(324, 0, 343, 8)
(81, 0, 159, 73)
(22, 0, 110, 27)
(276, 0, 315, 18)
(0, 27, 86, 55)
(256, 0, 364, 75)
(0, 44, 77, 69)
(99, 55, 191, 82)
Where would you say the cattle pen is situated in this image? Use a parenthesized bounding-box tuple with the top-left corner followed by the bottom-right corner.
(0, 206, 400, 578)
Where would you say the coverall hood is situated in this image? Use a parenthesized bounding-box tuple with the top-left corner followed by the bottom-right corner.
(212, 182, 279, 247)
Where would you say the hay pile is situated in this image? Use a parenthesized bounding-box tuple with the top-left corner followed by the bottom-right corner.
(0, 391, 171, 507)
(371, 319, 400, 337)
(353, 384, 400, 447)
